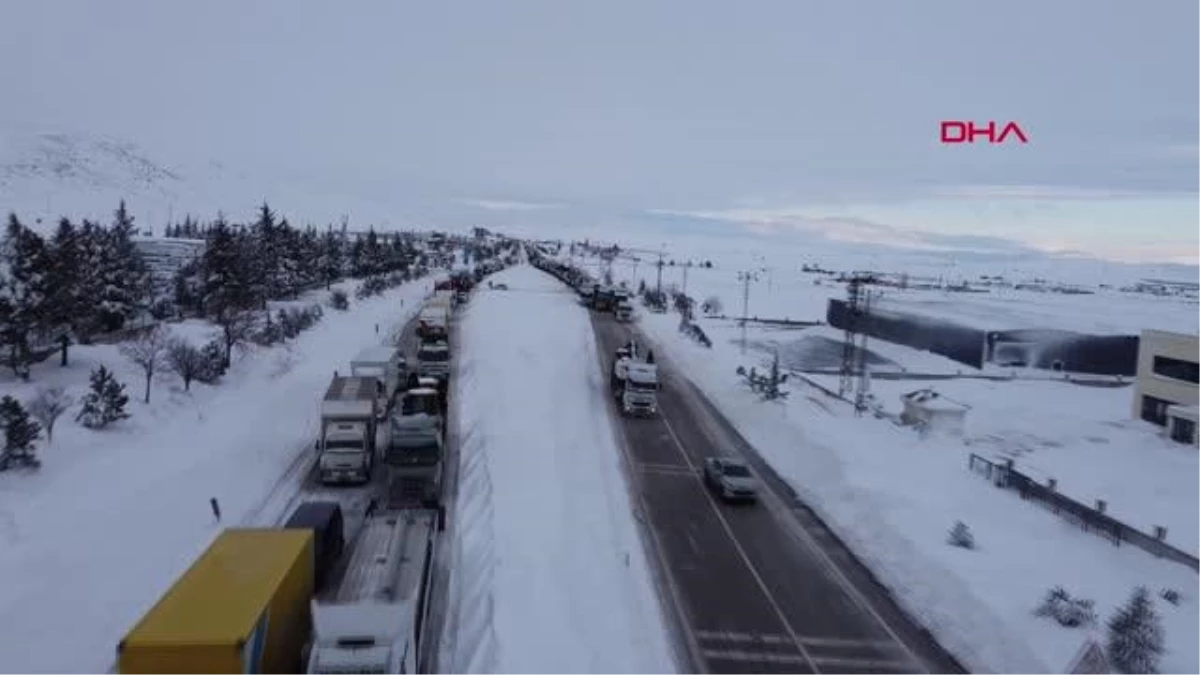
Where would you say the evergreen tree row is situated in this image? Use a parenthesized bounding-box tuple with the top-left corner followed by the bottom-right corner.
(1, 201, 427, 381)
(0, 201, 151, 379)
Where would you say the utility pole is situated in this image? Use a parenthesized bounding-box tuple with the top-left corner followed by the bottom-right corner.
(655, 251, 665, 295)
(738, 270, 758, 355)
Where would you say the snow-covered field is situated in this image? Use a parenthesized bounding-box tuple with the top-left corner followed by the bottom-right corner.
(444, 264, 674, 674)
(0, 278, 431, 673)
(607, 248, 1200, 674)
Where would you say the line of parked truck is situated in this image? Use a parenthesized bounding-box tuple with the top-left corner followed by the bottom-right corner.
(115, 263, 503, 674)
(528, 249, 661, 417)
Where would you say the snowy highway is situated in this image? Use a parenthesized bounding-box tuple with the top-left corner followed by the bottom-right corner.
(589, 310, 965, 674)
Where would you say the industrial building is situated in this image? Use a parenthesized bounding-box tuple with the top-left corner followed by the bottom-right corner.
(1132, 329, 1199, 446)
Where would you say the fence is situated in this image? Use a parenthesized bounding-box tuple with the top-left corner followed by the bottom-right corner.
(967, 453, 1199, 571)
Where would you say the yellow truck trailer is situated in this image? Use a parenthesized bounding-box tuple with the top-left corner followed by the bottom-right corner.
(118, 528, 315, 674)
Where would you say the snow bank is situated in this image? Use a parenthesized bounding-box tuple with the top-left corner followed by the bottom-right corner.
(0, 278, 432, 673)
(636, 310, 1199, 675)
(446, 264, 674, 674)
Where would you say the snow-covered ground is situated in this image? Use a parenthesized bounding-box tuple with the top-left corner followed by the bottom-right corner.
(0, 278, 432, 673)
(620, 278, 1199, 673)
(443, 264, 674, 674)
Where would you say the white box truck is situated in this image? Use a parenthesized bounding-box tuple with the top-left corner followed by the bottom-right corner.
(317, 375, 380, 484)
(350, 346, 406, 417)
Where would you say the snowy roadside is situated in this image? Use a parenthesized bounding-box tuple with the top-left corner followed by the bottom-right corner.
(0, 278, 432, 673)
(635, 310, 1199, 674)
(445, 264, 675, 673)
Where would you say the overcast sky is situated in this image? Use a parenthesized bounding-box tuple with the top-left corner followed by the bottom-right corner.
(1, 0, 1196, 261)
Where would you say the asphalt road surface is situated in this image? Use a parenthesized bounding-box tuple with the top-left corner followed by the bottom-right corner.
(590, 311, 965, 675)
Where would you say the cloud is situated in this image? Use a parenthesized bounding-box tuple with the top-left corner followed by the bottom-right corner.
(929, 184, 1195, 200)
(457, 198, 566, 212)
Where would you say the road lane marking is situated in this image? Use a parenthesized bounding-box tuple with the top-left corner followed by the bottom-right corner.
(694, 630, 794, 645)
(657, 412, 820, 673)
(657, 345, 932, 674)
(798, 635, 908, 650)
(702, 649, 811, 665)
(809, 654, 916, 671)
(639, 463, 699, 477)
(594, 319, 709, 673)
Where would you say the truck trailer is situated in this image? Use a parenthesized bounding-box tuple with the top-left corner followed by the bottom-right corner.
(350, 346, 406, 418)
(317, 375, 380, 484)
(416, 305, 449, 342)
(306, 510, 438, 674)
(118, 528, 315, 674)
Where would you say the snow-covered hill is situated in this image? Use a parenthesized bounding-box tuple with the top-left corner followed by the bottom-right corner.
(0, 123, 443, 234)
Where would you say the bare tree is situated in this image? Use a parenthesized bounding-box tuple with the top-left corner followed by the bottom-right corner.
(119, 325, 170, 404)
(27, 386, 73, 443)
(213, 308, 258, 369)
(164, 338, 206, 391)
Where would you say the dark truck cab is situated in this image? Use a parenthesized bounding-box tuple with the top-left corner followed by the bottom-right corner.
(283, 501, 345, 589)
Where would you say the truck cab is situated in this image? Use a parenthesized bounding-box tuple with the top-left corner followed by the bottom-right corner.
(614, 299, 633, 322)
(319, 421, 375, 484)
(318, 376, 380, 485)
(416, 341, 450, 380)
(620, 362, 660, 416)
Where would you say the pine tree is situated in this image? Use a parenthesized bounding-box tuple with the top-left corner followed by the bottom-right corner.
(94, 202, 152, 333)
(250, 202, 281, 306)
(276, 220, 302, 298)
(201, 216, 255, 318)
(1107, 586, 1165, 674)
(0, 395, 42, 458)
(75, 365, 131, 429)
(349, 236, 366, 277)
(73, 219, 107, 340)
(45, 218, 86, 341)
(0, 214, 52, 380)
(320, 227, 344, 290)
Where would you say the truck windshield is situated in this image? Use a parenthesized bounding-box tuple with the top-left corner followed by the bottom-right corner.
(391, 442, 440, 462)
(628, 380, 657, 391)
(419, 350, 449, 362)
(325, 440, 364, 452)
(723, 464, 751, 477)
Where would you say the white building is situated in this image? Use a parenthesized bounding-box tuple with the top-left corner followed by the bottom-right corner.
(132, 236, 206, 297)
(900, 388, 970, 437)
(1132, 329, 1199, 446)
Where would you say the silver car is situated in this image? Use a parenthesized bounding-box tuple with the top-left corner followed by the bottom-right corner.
(703, 457, 758, 503)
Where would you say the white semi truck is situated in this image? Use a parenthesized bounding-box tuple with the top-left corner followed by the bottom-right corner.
(610, 347, 660, 416)
(614, 298, 634, 322)
(416, 305, 449, 342)
(416, 341, 450, 381)
(317, 375, 380, 484)
(306, 509, 439, 674)
(350, 346, 406, 419)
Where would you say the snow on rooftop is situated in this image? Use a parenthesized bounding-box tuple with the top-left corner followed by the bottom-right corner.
(443, 264, 673, 673)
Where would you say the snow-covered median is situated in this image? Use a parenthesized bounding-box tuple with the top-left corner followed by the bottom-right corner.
(444, 264, 674, 673)
(637, 311, 1198, 675)
(0, 279, 430, 673)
